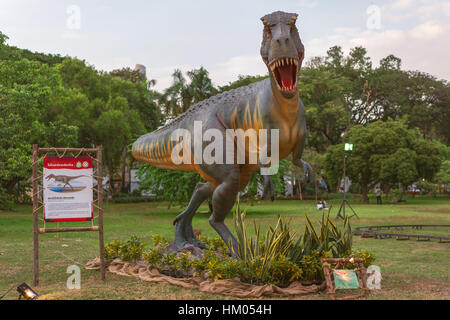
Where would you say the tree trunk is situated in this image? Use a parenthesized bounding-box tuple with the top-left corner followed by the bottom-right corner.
(361, 185, 370, 204)
(120, 144, 128, 193)
(107, 159, 115, 195)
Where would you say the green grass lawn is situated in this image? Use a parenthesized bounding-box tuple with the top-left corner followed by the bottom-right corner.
(0, 196, 449, 300)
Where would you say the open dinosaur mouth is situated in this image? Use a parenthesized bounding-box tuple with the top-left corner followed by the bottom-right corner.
(269, 57, 299, 93)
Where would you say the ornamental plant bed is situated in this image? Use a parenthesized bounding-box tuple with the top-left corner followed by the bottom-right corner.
(92, 206, 375, 297)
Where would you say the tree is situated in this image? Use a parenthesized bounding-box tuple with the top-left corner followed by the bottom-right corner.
(0, 58, 78, 209)
(160, 67, 218, 118)
(435, 160, 450, 185)
(323, 120, 441, 203)
(137, 165, 202, 206)
(299, 65, 352, 152)
(434, 140, 450, 185)
(93, 97, 145, 193)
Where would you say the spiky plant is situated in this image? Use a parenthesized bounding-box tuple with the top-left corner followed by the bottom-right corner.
(232, 198, 296, 281)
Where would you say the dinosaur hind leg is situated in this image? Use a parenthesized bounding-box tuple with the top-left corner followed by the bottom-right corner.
(173, 182, 212, 249)
(208, 171, 240, 257)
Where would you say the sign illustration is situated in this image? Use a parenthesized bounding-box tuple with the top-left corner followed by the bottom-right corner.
(333, 269, 359, 289)
(43, 156, 93, 222)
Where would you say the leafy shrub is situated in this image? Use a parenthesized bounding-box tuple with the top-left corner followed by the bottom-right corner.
(197, 235, 229, 254)
(109, 207, 374, 287)
(104, 235, 146, 261)
(297, 250, 331, 282)
(105, 240, 122, 259)
(151, 233, 169, 248)
(143, 246, 165, 268)
(266, 255, 303, 287)
(352, 249, 376, 267)
(233, 199, 295, 277)
(289, 213, 352, 265)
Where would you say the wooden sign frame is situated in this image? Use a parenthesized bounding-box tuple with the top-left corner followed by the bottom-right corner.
(31, 145, 105, 286)
(321, 257, 370, 300)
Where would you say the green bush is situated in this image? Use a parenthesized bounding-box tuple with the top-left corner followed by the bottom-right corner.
(289, 213, 352, 265)
(104, 235, 146, 261)
(105, 240, 122, 259)
(352, 249, 376, 267)
(143, 246, 165, 268)
(232, 199, 295, 281)
(111, 208, 374, 286)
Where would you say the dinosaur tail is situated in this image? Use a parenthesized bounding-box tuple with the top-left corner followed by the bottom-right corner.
(71, 175, 88, 180)
(132, 131, 189, 170)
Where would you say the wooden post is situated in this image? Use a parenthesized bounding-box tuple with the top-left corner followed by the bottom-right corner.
(97, 146, 106, 281)
(32, 144, 39, 286)
(31, 145, 105, 284)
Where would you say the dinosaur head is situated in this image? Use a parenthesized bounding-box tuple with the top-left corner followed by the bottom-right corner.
(260, 11, 304, 98)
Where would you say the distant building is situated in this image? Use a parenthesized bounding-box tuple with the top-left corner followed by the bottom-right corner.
(134, 64, 146, 78)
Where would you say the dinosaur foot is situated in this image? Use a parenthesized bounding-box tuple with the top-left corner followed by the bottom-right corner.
(174, 215, 206, 249)
(188, 237, 206, 249)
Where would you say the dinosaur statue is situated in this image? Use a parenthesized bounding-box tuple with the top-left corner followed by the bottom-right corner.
(45, 174, 87, 189)
(132, 11, 309, 255)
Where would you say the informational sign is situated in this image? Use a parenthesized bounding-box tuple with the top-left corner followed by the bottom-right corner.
(333, 269, 359, 289)
(43, 156, 93, 222)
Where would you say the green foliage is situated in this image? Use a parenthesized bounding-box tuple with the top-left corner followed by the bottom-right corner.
(2, 31, 447, 207)
(289, 213, 352, 263)
(143, 247, 165, 268)
(435, 160, 450, 185)
(120, 209, 371, 286)
(0, 58, 78, 209)
(352, 249, 376, 268)
(104, 236, 146, 262)
(160, 67, 217, 118)
(243, 158, 291, 199)
(104, 240, 122, 259)
(323, 120, 441, 202)
(0, 38, 161, 206)
(137, 165, 203, 205)
(296, 250, 331, 281)
(233, 199, 295, 273)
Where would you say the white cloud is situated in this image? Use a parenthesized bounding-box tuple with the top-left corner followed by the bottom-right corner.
(304, 0, 450, 81)
(381, 0, 450, 24)
(305, 18, 450, 80)
(410, 20, 445, 39)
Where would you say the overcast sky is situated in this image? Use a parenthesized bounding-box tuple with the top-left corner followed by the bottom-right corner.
(0, 0, 449, 90)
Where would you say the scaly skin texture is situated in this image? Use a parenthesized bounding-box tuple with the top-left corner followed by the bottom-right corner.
(132, 11, 309, 256)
